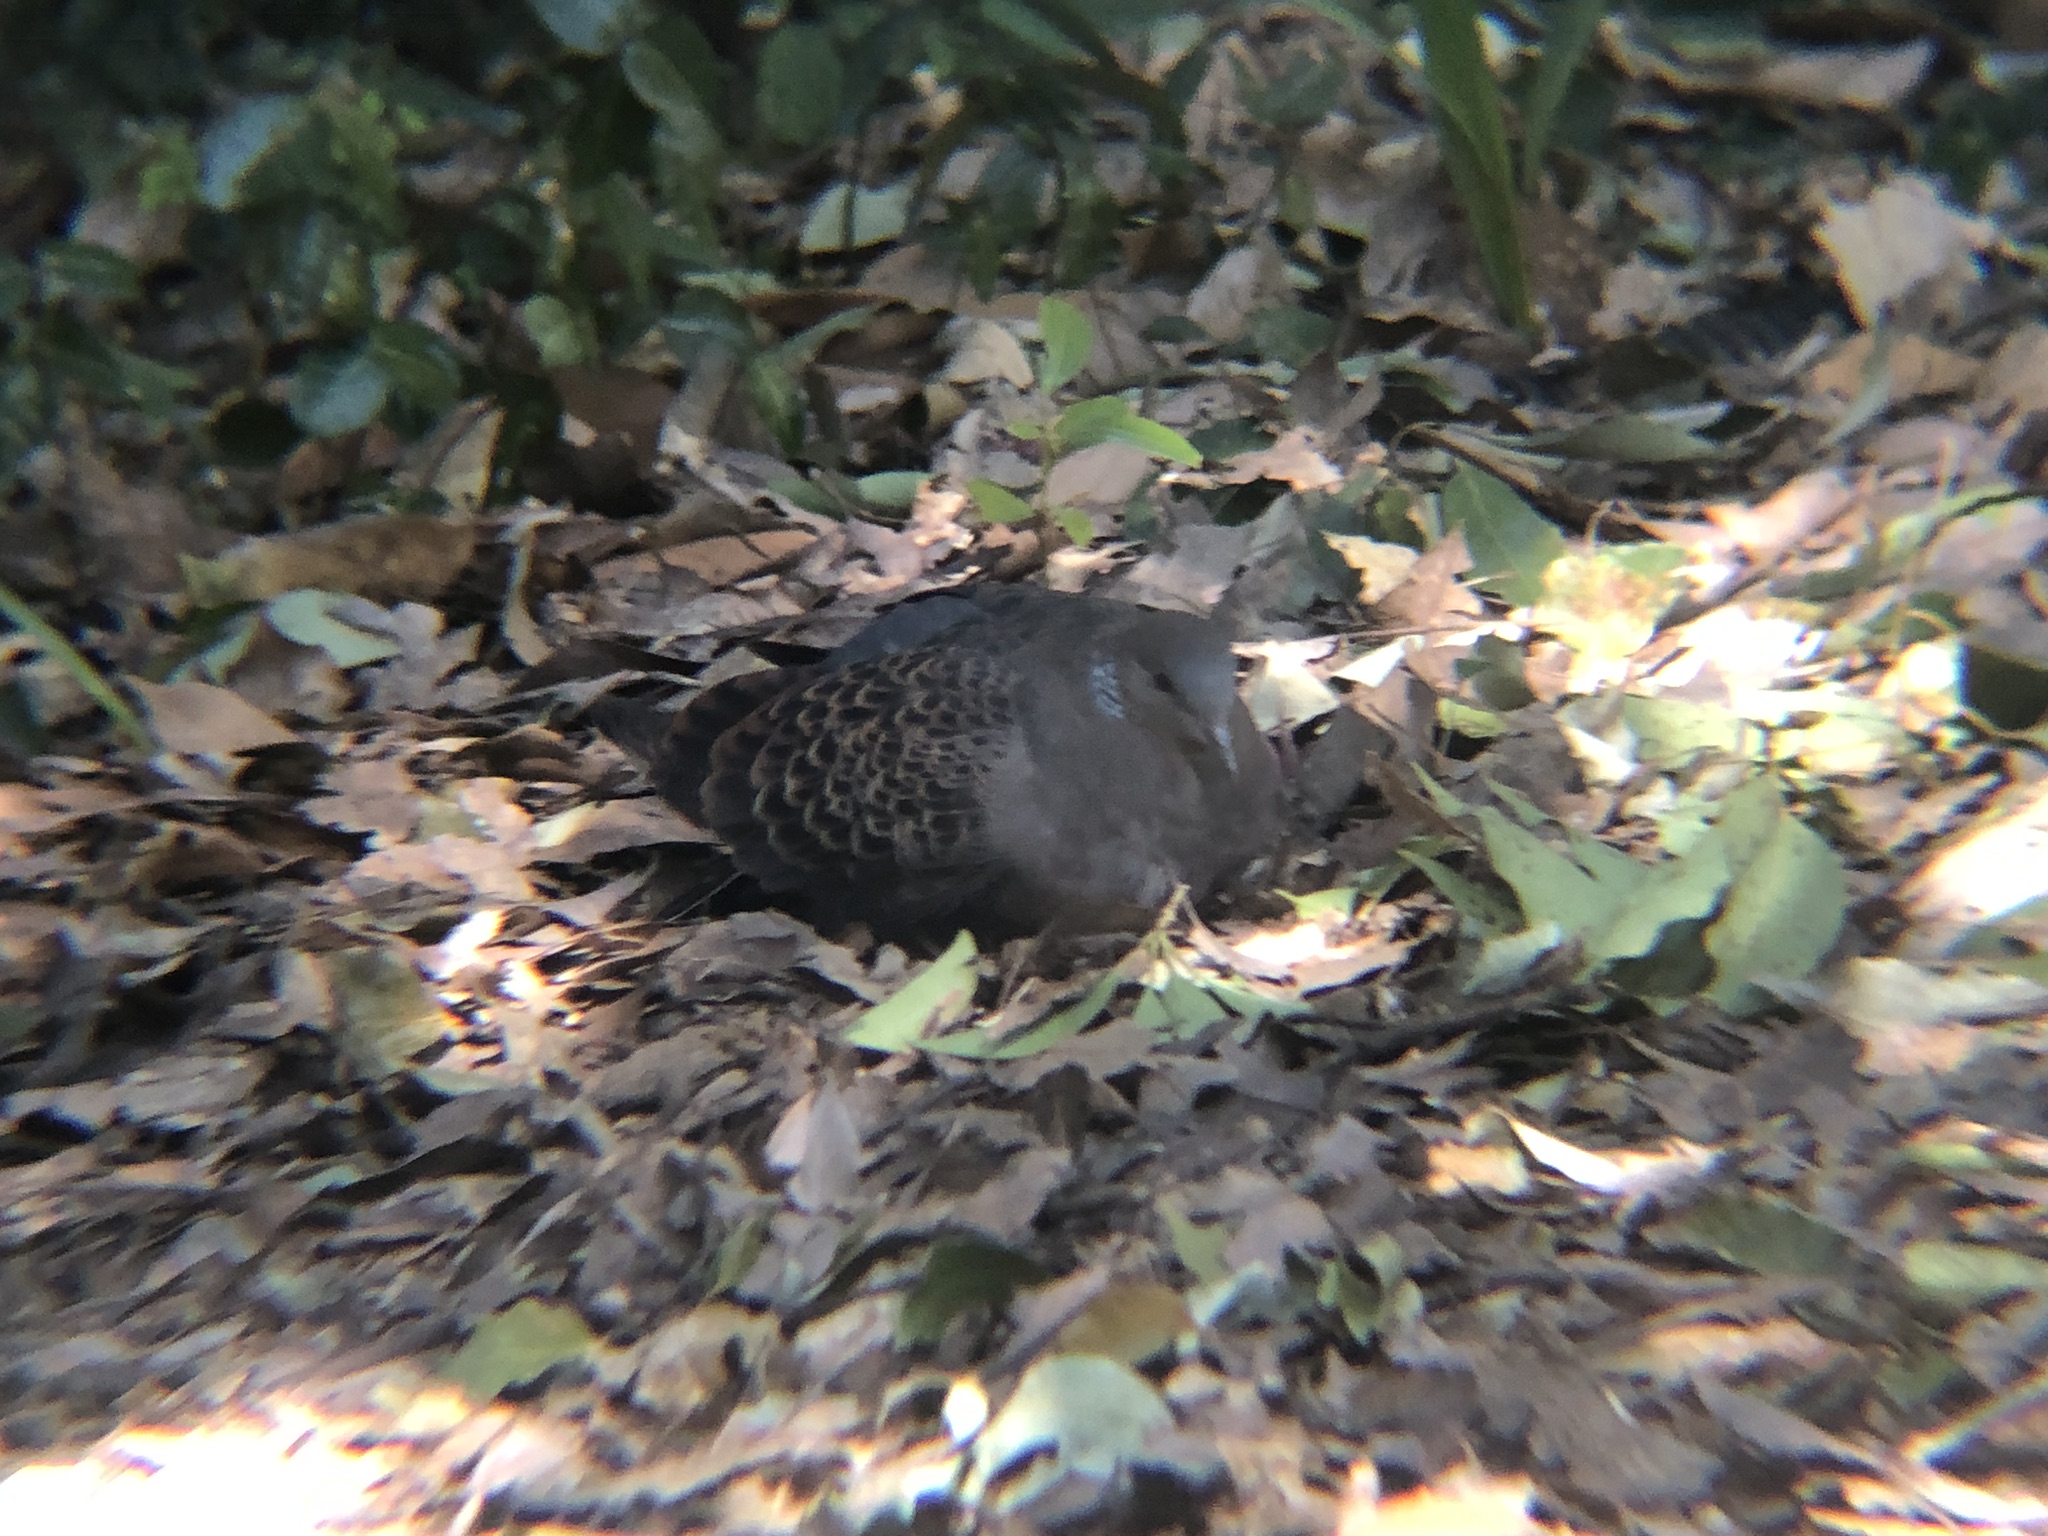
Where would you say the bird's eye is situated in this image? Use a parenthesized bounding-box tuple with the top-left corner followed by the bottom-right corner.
(1151, 669, 1177, 695)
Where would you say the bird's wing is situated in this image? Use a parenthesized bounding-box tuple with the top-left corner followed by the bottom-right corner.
(702, 648, 1017, 893)
(821, 592, 984, 666)
(606, 666, 815, 824)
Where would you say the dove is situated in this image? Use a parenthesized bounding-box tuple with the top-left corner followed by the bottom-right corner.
(603, 586, 1283, 935)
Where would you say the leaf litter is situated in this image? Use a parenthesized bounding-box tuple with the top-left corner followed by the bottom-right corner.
(5, 7, 2048, 1534)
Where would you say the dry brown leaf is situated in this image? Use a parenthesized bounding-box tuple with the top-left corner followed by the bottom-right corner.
(1048, 1279, 1189, 1364)
(1805, 332, 1980, 412)
(184, 513, 479, 606)
(131, 679, 297, 759)
(1186, 238, 1286, 343)
(660, 530, 819, 587)
(304, 757, 424, 843)
(530, 798, 718, 861)
(1043, 442, 1155, 508)
(1814, 173, 1992, 327)
(1754, 39, 1934, 110)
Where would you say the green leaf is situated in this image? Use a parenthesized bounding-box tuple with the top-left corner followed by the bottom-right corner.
(1130, 972, 1230, 1039)
(1160, 1202, 1230, 1286)
(1702, 780, 1848, 1014)
(1410, 770, 1473, 822)
(1483, 777, 1548, 828)
(843, 930, 980, 1050)
(316, 89, 403, 234)
(1438, 464, 1564, 606)
(743, 354, 805, 455)
(1247, 305, 1337, 368)
(265, 590, 404, 668)
(968, 1355, 1173, 1497)
(620, 38, 715, 138)
(270, 210, 368, 332)
(1286, 885, 1363, 922)
(526, 0, 640, 54)
(978, 0, 1096, 64)
(765, 304, 877, 371)
(1538, 411, 1727, 464)
(1621, 695, 1750, 772)
(898, 1239, 1047, 1346)
(1402, 849, 1521, 935)
(368, 321, 462, 416)
(1053, 396, 1201, 465)
(582, 171, 660, 301)
(111, 352, 197, 423)
(1652, 1189, 1854, 1278)
(967, 478, 1035, 524)
(290, 348, 389, 437)
(198, 95, 307, 210)
(1475, 806, 1601, 931)
(1051, 395, 1133, 451)
(520, 295, 588, 369)
(923, 969, 1122, 1062)
(1052, 506, 1095, 547)
(798, 179, 912, 253)
(663, 288, 756, 365)
(1037, 296, 1093, 393)
(1438, 698, 1511, 738)
(757, 23, 844, 147)
(0, 576, 156, 754)
(1197, 971, 1310, 1025)
(1591, 834, 1729, 966)
(1533, 548, 1683, 674)
(138, 127, 202, 210)
(1241, 48, 1348, 133)
(709, 1208, 771, 1296)
(1905, 1241, 2048, 1306)
(1519, 0, 1606, 193)
(1319, 1256, 1390, 1348)
(38, 241, 141, 305)
(1414, 0, 1531, 327)
(1470, 804, 1730, 995)
(1610, 544, 1690, 577)
(444, 1299, 596, 1400)
(1051, 173, 1120, 287)
(855, 471, 927, 511)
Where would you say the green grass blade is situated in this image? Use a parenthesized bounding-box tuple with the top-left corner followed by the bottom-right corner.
(0, 578, 157, 754)
(1519, 0, 1606, 195)
(1414, 0, 1532, 329)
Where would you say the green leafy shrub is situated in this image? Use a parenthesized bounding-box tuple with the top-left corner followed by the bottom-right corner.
(0, 0, 1199, 500)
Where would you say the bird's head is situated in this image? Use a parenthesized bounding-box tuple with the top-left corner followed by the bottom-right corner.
(1083, 610, 1246, 771)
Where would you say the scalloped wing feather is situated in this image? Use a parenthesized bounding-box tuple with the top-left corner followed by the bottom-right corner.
(702, 648, 1018, 908)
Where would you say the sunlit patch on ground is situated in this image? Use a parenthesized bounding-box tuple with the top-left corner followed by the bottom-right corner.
(0, 1409, 405, 1536)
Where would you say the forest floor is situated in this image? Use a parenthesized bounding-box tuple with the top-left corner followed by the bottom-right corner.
(6, 6, 2048, 1534)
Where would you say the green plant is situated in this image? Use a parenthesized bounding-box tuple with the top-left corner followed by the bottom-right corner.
(0, 0, 1202, 498)
(1412, 0, 1533, 329)
(1406, 770, 1848, 1016)
(964, 297, 1201, 547)
(1347, 0, 1608, 330)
